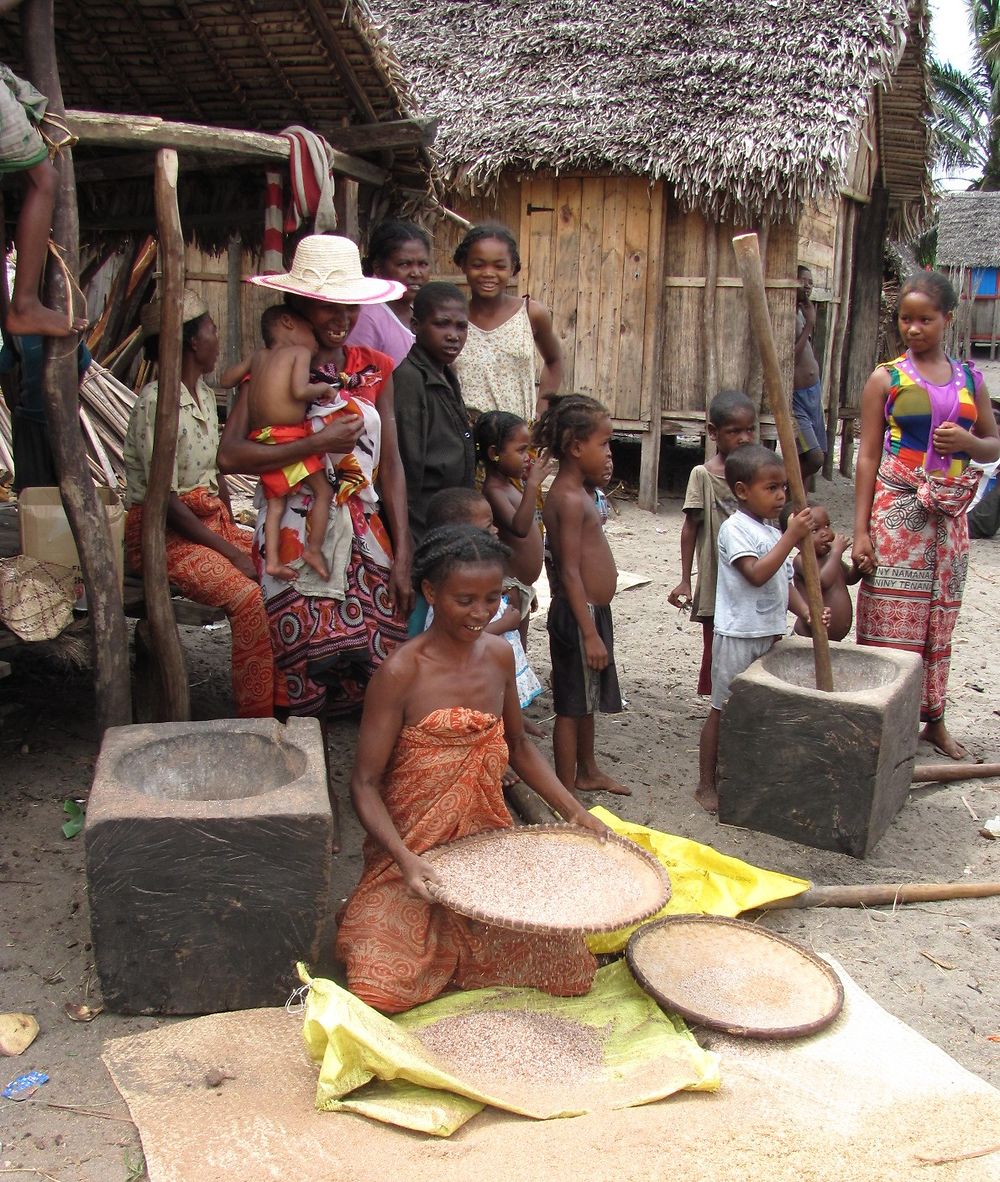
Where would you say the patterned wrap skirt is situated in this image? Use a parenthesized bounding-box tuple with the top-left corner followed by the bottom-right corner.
(856, 453, 978, 722)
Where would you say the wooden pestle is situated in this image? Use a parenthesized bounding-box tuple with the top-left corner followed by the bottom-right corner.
(731, 232, 834, 692)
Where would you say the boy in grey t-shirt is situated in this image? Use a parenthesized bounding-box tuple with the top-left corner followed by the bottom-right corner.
(695, 445, 828, 814)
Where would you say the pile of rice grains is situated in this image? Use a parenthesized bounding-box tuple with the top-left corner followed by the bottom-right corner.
(428, 829, 663, 931)
(415, 1010, 609, 1107)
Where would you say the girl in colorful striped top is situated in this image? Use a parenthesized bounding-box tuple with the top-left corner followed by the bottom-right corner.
(853, 271, 1000, 760)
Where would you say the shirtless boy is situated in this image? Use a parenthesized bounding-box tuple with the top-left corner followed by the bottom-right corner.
(247, 305, 335, 581)
(536, 395, 629, 797)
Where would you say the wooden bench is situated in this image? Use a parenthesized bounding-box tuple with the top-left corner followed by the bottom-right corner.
(121, 574, 226, 627)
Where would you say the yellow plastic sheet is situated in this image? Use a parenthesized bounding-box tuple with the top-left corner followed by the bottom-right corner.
(586, 807, 810, 954)
(301, 961, 720, 1136)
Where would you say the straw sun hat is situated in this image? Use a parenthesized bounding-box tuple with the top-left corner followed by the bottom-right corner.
(248, 234, 405, 305)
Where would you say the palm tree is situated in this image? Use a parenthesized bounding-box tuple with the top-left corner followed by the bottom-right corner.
(929, 0, 1000, 188)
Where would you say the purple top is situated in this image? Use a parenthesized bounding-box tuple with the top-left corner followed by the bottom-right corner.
(345, 303, 414, 370)
(892, 352, 964, 473)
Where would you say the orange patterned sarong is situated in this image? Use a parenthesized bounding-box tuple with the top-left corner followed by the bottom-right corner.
(335, 708, 596, 1013)
(125, 489, 277, 718)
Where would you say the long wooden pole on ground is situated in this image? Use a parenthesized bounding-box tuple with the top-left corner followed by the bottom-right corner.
(912, 762, 1000, 783)
(141, 148, 189, 721)
(22, 0, 131, 734)
(732, 232, 834, 693)
(759, 880, 1000, 910)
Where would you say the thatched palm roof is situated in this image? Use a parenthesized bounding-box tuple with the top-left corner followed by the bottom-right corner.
(0, 1, 413, 140)
(0, 2, 430, 251)
(936, 192, 1000, 267)
(372, 0, 931, 226)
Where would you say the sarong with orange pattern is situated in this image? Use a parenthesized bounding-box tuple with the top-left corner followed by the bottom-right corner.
(125, 488, 278, 718)
(249, 423, 324, 498)
(857, 453, 979, 722)
(335, 708, 597, 1014)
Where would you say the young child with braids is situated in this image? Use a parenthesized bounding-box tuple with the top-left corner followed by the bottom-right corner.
(535, 395, 630, 797)
(336, 524, 606, 1013)
(476, 410, 553, 650)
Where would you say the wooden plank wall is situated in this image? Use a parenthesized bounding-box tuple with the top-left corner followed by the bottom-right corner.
(662, 216, 797, 424)
(183, 243, 272, 376)
(844, 98, 878, 200)
(516, 175, 663, 427)
(435, 173, 665, 432)
(797, 200, 839, 296)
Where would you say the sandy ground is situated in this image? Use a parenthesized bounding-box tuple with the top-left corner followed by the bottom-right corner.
(1, 456, 998, 1180)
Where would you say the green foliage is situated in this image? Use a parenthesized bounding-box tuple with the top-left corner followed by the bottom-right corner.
(61, 798, 84, 839)
(123, 1147, 147, 1181)
(930, 0, 1000, 187)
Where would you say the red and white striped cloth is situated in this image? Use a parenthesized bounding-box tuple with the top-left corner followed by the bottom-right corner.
(262, 169, 284, 274)
(261, 127, 339, 273)
(262, 129, 339, 272)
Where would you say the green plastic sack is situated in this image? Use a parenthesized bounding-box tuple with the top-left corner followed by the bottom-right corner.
(301, 960, 720, 1136)
(585, 807, 810, 954)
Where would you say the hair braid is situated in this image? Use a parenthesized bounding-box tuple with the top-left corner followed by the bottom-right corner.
(531, 394, 609, 459)
(474, 410, 527, 465)
(362, 218, 431, 275)
(453, 224, 522, 274)
(412, 525, 510, 591)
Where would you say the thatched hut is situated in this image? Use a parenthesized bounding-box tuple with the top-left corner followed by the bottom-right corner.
(0, 0, 433, 374)
(375, 0, 932, 503)
(937, 191, 1000, 358)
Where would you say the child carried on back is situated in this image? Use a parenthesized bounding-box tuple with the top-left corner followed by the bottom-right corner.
(696, 445, 829, 814)
(246, 305, 349, 582)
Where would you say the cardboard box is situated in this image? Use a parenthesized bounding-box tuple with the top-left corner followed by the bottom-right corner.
(19, 486, 125, 588)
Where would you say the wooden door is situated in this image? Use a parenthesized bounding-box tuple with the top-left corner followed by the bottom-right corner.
(517, 174, 665, 429)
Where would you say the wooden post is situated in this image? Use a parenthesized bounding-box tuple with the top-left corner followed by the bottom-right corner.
(701, 220, 719, 461)
(342, 178, 360, 243)
(142, 148, 190, 721)
(732, 232, 834, 693)
(22, 0, 131, 734)
(225, 233, 242, 411)
(638, 182, 666, 511)
(820, 203, 847, 480)
(824, 202, 857, 480)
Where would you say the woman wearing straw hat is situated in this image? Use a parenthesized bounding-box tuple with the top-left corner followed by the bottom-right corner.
(123, 292, 279, 717)
(219, 235, 414, 719)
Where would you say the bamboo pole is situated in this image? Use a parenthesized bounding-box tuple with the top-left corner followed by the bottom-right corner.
(732, 232, 833, 692)
(702, 221, 719, 461)
(141, 148, 190, 721)
(22, 0, 131, 733)
(758, 881, 1000, 910)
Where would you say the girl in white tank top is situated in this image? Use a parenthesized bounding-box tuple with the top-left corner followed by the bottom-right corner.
(453, 224, 563, 421)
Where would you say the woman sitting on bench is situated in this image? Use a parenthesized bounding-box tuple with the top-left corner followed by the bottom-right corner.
(122, 292, 279, 718)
